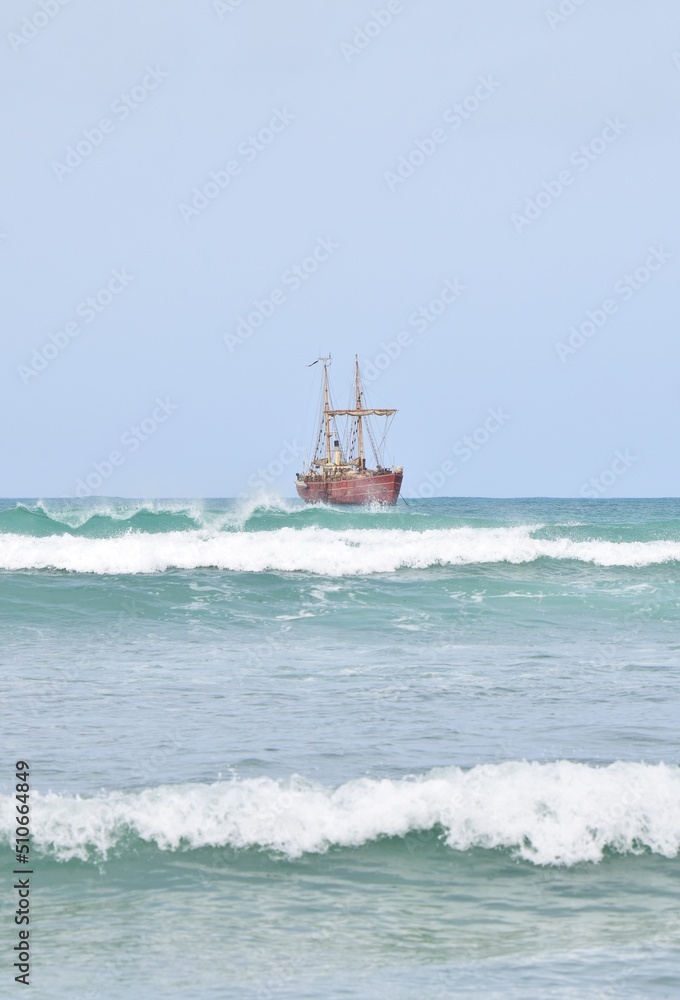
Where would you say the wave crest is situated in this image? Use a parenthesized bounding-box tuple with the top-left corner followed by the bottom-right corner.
(0, 500, 259, 534)
(3, 761, 679, 865)
(2, 525, 680, 574)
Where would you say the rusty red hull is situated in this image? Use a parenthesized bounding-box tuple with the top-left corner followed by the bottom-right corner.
(296, 471, 403, 505)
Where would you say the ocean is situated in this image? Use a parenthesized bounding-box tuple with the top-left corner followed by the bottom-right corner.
(1, 496, 679, 998)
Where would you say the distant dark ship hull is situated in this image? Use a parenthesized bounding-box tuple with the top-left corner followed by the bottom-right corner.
(296, 470, 403, 505)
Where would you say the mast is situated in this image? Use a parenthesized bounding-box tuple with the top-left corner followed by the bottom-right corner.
(323, 358, 332, 467)
(307, 355, 397, 473)
(355, 356, 365, 470)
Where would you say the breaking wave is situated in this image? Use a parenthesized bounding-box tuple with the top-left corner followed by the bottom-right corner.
(0, 497, 299, 536)
(2, 525, 680, 574)
(3, 761, 679, 866)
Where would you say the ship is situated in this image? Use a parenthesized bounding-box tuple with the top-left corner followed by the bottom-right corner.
(295, 355, 403, 505)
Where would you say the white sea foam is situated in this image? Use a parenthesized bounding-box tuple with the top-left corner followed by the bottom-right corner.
(2, 762, 678, 865)
(1, 525, 680, 574)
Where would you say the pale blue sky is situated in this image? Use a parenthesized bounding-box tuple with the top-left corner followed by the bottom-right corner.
(3, 0, 679, 498)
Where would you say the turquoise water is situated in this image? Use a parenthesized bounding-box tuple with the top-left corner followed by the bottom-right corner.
(1, 497, 679, 998)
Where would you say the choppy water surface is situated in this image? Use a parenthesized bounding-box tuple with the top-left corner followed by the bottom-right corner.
(1, 497, 679, 998)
